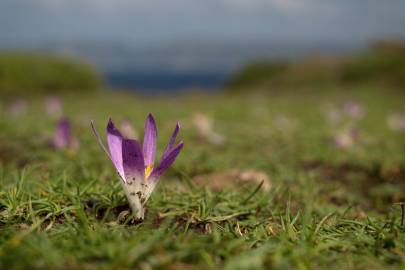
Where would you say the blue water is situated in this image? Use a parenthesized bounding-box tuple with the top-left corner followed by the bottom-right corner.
(105, 70, 228, 92)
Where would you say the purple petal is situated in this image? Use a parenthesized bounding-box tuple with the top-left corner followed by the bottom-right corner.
(143, 113, 157, 167)
(150, 141, 184, 179)
(161, 122, 180, 161)
(122, 138, 145, 181)
(53, 118, 71, 149)
(106, 119, 125, 180)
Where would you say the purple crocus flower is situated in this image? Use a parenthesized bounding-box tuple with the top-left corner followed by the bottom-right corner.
(52, 117, 79, 151)
(333, 128, 358, 149)
(343, 101, 365, 119)
(91, 114, 183, 220)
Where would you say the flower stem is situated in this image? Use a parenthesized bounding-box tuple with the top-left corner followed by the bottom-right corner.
(128, 194, 144, 220)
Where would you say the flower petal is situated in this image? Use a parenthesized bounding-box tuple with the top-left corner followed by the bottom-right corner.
(122, 138, 145, 181)
(143, 113, 157, 167)
(150, 141, 184, 179)
(161, 122, 180, 161)
(106, 119, 125, 180)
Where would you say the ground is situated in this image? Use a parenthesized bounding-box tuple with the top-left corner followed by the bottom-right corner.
(0, 85, 405, 269)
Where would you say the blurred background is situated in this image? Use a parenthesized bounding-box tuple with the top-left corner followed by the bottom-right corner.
(1, 0, 405, 94)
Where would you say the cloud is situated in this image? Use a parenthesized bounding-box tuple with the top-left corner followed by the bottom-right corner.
(36, 0, 196, 12)
(221, 0, 330, 13)
(1, 0, 404, 46)
(35, 0, 327, 14)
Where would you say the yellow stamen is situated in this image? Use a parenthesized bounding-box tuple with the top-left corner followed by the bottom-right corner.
(145, 165, 153, 179)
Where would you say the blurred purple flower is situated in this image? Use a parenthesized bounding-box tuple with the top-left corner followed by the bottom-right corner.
(192, 113, 225, 145)
(343, 101, 365, 119)
(334, 128, 358, 149)
(387, 113, 405, 132)
(52, 118, 79, 151)
(91, 114, 183, 220)
(7, 99, 27, 117)
(120, 118, 139, 139)
(45, 96, 63, 117)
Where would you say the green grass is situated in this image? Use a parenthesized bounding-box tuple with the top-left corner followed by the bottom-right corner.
(0, 85, 405, 269)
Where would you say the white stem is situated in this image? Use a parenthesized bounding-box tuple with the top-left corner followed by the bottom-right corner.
(121, 181, 145, 220)
(120, 178, 158, 221)
(128, 194, 144, 220)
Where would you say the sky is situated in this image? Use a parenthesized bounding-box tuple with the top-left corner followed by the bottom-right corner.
(1, 0, 405, 47)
